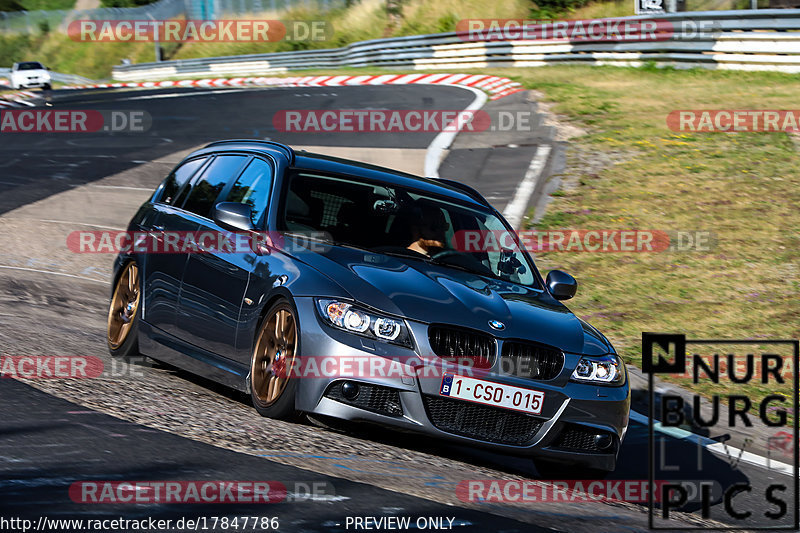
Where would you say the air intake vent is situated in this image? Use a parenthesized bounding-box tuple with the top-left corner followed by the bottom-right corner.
(423, 395, 543, 445)
(428, 325, 495, 369)
(552, 423, 617, 453)
(501, 341, 564, 380)
(324, 381, 403, 417)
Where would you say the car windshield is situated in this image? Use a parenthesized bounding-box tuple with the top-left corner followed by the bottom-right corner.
(281, 170, 539, 288)
(16, 62, 44, 71)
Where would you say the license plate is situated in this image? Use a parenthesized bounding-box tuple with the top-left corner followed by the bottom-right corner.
(439, 373, 545, 415)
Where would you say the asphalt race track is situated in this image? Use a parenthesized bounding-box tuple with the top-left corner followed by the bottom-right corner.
(0, 85, 794, 532)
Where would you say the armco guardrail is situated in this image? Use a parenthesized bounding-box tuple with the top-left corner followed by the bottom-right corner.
(112, 9, 800, 79)
(50, 72, 96, 85)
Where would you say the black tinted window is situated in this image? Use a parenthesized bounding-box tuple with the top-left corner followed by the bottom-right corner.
(158, 157, 206, 206)
(223, 158, 273, 226)
(181, 155, 248, 218)
(282, 172, 537, 287)
(17, 62, 44, 70)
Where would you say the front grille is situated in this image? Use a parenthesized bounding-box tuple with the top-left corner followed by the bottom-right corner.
(428, 325, 495, 369)
(423, 395, 543, 445)
(324, 381, 403, 417)
(552, 423, 616, 453)
(501, 341, 564, 381)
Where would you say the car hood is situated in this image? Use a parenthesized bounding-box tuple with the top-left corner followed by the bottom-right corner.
(297, 244, 611, 355)
(14, 70, 47, 76)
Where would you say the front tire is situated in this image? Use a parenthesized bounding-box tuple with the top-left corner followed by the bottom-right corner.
(250, 300, 300, 420)
(43, 83, 51, 91)
(107, 261, 141, 358)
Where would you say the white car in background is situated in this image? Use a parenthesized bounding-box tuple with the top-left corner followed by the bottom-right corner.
(10, 62, 52, 91)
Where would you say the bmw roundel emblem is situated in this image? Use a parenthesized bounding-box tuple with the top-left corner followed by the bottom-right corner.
(488, 320, 505, 331)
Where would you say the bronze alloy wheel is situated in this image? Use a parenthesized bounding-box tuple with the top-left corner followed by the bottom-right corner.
(251, 305, 297, 408)
(107, 262, 141, 350)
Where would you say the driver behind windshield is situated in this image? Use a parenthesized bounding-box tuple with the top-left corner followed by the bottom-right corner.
(406, 203, 450, 257)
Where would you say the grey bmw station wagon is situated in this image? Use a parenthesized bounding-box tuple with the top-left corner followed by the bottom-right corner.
(108, 140, 630, 474)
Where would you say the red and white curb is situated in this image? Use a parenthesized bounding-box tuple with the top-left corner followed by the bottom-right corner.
(0, 90, 39, 108)
(59, 73, 524, 100)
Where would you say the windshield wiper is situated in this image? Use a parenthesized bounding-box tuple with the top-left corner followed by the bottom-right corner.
(380, 249, 432, 261)
(429, 255, 497, 279)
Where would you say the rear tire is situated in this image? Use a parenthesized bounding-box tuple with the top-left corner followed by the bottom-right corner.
(107, 261, 141, 358)
(249, 300, 300, 420)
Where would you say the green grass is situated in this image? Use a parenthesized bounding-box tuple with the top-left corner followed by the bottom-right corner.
(494, 65, 799, 399)
(18, 0, 76, 9)
(0, 0, 531, 77)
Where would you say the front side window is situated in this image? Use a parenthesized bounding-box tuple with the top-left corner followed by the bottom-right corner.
(280, 171, 538, 288)
(222, 158, 273, 226)
(158, 157, 207, 206)
(181, 155, 248, 218)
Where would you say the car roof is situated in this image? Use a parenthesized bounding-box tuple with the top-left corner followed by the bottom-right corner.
(196, 140, 491, 209)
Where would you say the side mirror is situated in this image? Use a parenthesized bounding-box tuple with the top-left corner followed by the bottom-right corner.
(546, 270, 577, 300)
(213, 202, 254, 232)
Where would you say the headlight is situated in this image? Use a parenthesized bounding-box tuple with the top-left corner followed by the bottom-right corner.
(316, 299, 412, 347)
(570, 354, 625, 385)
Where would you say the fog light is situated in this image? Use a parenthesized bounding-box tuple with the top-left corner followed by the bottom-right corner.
(594, 433, 613, 450)
(341, 381, 360, 400)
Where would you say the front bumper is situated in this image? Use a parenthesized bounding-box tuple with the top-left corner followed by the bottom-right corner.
(14, 78, 49, 89)
(294, 297, 631, 471)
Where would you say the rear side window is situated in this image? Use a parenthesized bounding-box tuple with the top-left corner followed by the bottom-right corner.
(158, 157, 206, 206)
(223, 158, 273, 226)
(181, 155, 248, 218)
